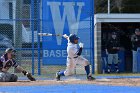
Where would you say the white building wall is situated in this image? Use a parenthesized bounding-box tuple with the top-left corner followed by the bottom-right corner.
(0, 0, 38, 43)
(0, 0, 16, 24)
(0, 0, 9, 19)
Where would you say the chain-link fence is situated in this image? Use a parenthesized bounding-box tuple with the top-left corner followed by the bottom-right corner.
(0, 0, 41, 76)
(0, 0, 94, 78)
(40, 0, 94, 78)
(1, 0, 140, 80)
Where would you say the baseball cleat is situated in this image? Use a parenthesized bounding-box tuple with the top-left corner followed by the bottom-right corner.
(115, 69, 119, 73)
(56, 71, 61, 81)
(87, 76, 95, 81)
(107, 69, 111, 73)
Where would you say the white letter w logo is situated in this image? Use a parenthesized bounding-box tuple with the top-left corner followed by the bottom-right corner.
(47, 2, 85, 45)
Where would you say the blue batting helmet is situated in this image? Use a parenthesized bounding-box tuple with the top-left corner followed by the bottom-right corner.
(69, 34, 79, 44)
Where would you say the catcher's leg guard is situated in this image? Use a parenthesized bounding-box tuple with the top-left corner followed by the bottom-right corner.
(0, 72, 17, 82)
(9, 74, 18, 82)
(0, 72, 6, 82)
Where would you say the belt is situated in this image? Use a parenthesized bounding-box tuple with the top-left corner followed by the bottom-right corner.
(68, 56, 78, 59)
(74, 56, 78, 58)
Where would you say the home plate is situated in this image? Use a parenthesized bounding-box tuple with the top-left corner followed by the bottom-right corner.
(96, 78, 111, 82)
(65, 77, 82, 81)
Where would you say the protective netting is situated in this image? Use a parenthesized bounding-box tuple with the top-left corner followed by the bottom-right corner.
(1, 0, 140, 79)
(0, 0, 94, 79)
(41, 0, 94, 78)
(0, 0, 40, 76)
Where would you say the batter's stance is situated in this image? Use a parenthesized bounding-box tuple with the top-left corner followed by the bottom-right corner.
(0, 48, 35, 82)
(56, 34, 95, 81)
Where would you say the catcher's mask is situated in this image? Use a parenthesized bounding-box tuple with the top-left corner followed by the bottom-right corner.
(5, 48, 16, 59)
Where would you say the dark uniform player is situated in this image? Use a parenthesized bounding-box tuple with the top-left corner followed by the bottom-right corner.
(0, 48, 36, 82)
(131, 28, 140, 73)
(106, 32, 120, 73)
(101, 38, 107, 73)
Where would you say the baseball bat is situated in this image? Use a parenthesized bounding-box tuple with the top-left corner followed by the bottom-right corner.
(38, 33, 62, 36)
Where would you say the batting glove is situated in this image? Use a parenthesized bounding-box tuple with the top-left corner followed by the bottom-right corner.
(63, 34, 69, 38)
(79, 42, 84, 48)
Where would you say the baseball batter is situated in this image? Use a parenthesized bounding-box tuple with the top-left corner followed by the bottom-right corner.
(56, 34, 95, 81)
(0, 48, 36, 82)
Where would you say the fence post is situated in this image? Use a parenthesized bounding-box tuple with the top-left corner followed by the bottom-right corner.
(37, 0, 41, 75)
(91, 0, 94, 74)
(15, 0, 22, 66)
(31, 0, 35, 75)
(108, 0, 110, 14)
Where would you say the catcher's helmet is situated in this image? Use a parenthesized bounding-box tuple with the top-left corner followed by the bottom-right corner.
(5, 48, 16, 58)
(69, 34, 79, 44)
(5, 48, 16, 53)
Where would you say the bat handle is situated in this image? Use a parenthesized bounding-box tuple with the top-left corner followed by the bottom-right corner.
(47, 33, 53, 36)
(38, 33, 52, 36)
(38, 33, 43, 36)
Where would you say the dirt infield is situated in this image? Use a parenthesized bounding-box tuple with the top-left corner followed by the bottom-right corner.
(0, 78, 140, 86)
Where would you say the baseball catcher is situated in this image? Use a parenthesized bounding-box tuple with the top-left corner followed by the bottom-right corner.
(56, 34, 95, 81)
(0, 48, 36, 82)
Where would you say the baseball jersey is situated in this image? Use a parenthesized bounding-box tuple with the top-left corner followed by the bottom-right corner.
(0, 54, 18, 72)
(67, 41, 79, 58)
(106, 38, 120, 54)
(131, 34, 140, 51)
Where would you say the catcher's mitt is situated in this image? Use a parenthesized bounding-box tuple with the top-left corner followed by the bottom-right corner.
(27, 73, 36, 81)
